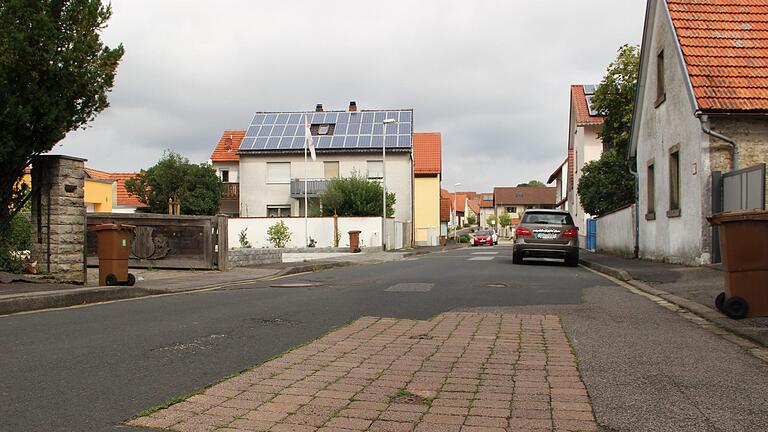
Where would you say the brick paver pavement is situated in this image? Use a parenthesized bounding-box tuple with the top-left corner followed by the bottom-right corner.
(128, 312, 598, 431)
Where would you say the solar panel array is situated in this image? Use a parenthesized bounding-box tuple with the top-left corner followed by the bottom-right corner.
(239, 110, 413, 152)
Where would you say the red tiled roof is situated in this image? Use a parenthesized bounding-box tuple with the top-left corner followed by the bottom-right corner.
(668, 0, 768, 112)
(452, 193, 467, 213)
(440, 197, 451, 222)
(84, 168, 142, 207)
(572, 85, 605, 126)
(478, 192, 494, 208)
(441, 188, 451, 199)
(413, 132, 442, 175)
(211, 131, 245, 162)
(493, 187, 557, 206)
(457, 191, 478, 200)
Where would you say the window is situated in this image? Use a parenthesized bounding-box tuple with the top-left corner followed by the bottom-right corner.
(656, 50, 666, 106)
(267, 205, 291, 217)
(324, 161, 339, 179)
(668, 148, 680, 217)
(646, 162, 656, 220)
(220, 169, 229, 183)
(267, 162, 290, 183)
(506, 206, 518, 213)
(483, 195, 493, 201)
(367, 160, 383, 179)
(521, 211, 575, 225)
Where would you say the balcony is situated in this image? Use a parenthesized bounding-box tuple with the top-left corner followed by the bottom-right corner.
(222, 182, 239, 200)
(290, 178, 330, 198)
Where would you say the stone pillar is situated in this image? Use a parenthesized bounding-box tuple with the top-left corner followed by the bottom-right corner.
(30, 155, 87, 284)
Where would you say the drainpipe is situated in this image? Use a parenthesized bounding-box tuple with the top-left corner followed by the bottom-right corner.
(628, 159, 640, 259)
(698, 114, 738, 171)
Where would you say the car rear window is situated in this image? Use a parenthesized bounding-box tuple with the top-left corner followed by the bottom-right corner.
(521, 212, 574, 225)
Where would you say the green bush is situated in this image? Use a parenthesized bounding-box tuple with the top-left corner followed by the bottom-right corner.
(319, 173, 395, 217)
(238, 228, 251, 248)
(458, 234, 471, 244)
(267, 221, 291, 248)
(466, 215, 477, 225)
(0, 213, 31, 273)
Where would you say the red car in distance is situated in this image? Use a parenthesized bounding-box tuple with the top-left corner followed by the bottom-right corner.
(472, 230, 494, 246)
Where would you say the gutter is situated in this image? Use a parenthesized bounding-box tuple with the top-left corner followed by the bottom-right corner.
(698, 114, 738, 171)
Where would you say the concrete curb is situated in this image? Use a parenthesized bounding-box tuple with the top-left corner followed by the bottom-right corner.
(580, 257, 767, 349)
(0, 286, 157, 316)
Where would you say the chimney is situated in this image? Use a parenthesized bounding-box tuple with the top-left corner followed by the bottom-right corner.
(348, 101, 357, 112)
(315, 103, 324, 112)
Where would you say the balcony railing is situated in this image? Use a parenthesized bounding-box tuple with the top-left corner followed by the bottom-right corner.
(290, 178, 330, 198)
(222, 182, 239, 200)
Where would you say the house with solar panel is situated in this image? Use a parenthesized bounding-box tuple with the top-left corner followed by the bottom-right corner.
(628, 0, 768, 265)
(236, 102, 414, 225)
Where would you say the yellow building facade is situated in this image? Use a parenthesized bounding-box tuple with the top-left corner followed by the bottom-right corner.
(413, 133, 442, 246)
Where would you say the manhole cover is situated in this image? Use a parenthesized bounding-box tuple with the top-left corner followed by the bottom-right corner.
(385, 283, 434, 292)
(269, 283, 321, 288)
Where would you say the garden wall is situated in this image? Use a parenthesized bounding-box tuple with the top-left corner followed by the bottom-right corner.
(228, 217, 390, 249)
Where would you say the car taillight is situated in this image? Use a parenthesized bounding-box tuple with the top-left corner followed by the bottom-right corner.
(563, 229, 578, 238)
(515, 227, 532, 237)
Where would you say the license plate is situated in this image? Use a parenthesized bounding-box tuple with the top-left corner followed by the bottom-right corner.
(535, 233, 558, 240)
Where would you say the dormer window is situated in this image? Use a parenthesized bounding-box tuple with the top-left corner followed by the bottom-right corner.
(310, 124, 335, 136)
(318, 125, 330, 135)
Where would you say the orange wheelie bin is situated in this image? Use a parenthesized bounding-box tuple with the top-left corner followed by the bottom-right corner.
(93, 223, 136, 286)
(708, 210, 768, 319)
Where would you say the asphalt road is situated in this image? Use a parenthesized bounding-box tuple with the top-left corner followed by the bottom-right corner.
(3, 246, 767, 432)
(1, 246, 595, 431)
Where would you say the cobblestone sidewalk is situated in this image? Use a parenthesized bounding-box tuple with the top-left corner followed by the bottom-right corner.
(128, 312, 597, 431)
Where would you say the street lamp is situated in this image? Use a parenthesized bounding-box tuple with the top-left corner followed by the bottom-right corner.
(453, 182, 461, 241)
(382, 117, 397, 250)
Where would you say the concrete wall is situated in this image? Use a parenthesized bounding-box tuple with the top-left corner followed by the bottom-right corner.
(596, 205, 636, 258)
(228, 217, 385, 249)
(239, 152, 413, 222)
(635, 1, 712, 265)
(414, 175, 440, 245)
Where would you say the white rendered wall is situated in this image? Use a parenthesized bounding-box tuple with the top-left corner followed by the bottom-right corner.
(635, 1, 711, 265)
(239, 152, 412, 222)
(228, 217, 384, 249)
(596, 205, 636, 257)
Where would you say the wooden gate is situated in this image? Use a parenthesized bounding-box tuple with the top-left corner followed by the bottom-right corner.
(86, 213, 228, 270)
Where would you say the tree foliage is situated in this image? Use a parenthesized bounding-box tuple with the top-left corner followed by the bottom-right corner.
(125, 151, 223, 215)
(498, 213, 512, 228)
(516, 180, 546, 187)
(590, 44, 641, 154)
(0, 0, 124, 226)
(319, 174, 396, 217)
(577, 148, 636, 216)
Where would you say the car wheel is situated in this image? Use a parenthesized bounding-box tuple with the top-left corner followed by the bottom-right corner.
(723, 296, 749, 320)
(512, 252, 523, 265)
(566, 253, 579, 267)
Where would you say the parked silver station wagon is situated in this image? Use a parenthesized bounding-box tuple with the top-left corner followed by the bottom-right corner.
(512, 209, 579, 266)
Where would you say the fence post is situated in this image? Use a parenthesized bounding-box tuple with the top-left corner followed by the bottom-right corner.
(216, 214, 229, 270)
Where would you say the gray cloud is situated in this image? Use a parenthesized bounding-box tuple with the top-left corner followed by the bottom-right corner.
(57, 0, 646, 192)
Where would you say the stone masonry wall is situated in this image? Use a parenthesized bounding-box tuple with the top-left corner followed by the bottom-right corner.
(710, 117, 768, 210)
(30, 156, 86, 284)
(228, 248, 282, 269)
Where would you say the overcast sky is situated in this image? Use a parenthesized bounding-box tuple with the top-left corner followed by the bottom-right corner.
(57, 0, 647, 193)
